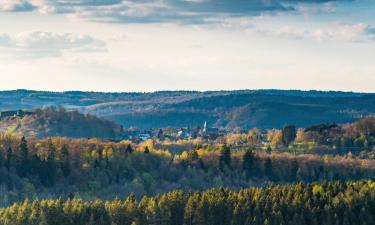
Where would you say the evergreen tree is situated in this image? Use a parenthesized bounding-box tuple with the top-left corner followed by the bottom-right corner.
(282, 125, 297, 146)
(5, 146, 12, 170)
(17, 136, 29, 177)
(219, 144, 231, 171)
(242, 149, 254, 178)
(187, 150, 199, 164)
(266, 145, 272, 154)
(59, 144, 71, 178)
(290, 159, 299, 182)
(264, 157, 273, 180)
(0, 150, 3, 168)
(40, 139, 57, 187)
(144, 146, 150, 154)
(126, 144, 134, 154)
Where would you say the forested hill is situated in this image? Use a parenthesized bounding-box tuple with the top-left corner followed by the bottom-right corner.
(0, 89, 374, 129)
(1, 181, 373, 225)
(0, 107, 122, 138)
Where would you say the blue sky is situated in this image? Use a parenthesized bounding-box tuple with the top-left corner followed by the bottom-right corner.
(0, 0, 374, 92)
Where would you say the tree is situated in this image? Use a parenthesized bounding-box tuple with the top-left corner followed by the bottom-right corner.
(266, 145, 272, 154)
(0, 149, 3, 168)
(264, 157, 273, 180)
(17, 136, 29, 177)
(144, 146, 150, 154)
(290, 159, 299, 182)
(242, 149, 254, 178)
(126, 144, 134, 154)
(282, 125, 297, 146)
(40, 139, 57, 187)
(5, 147, 12, 170)
(187, 150, 199, 164)
(270, 130, 283, 149)
(219, 144, 231, 170)
(59, 144, 71, 178)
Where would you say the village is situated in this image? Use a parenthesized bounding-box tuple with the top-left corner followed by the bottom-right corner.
(0, 109, 232, 142)
(0, 109, 34, 120)
(121, 121, 227, 142)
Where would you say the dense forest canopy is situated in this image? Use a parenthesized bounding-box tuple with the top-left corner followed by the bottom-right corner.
(0, 91, 374, 224)
(0, 181, 373, 225)
(0, 89, 374, 129)
(0, 107, 123, 138)
(0, 127, 374, 207)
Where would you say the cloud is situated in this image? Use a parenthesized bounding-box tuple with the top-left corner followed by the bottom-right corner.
(0, 31, 106, 58)
(255, 23, 375, 42)
(0, 0, 35, 12)
(292, 2, 337, 15)
(0, 0, 347, 23)
(365, 25, 375, 37)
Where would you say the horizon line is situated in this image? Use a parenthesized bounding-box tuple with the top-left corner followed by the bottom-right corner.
(0, 88, 373, 95)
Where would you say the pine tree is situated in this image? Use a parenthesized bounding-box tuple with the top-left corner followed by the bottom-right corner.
(5, 147, 12, 170)
(17, 136, 29, 177)
(40, 139, 57, 187)
(264, 157, 273, 180)
(126, 144, 134, 154)
(60, 144, 71, 178)
(290, 159, 299, 182)
(0, 150, 3, 169)
(266, 145, 272, 154)
(219, 144, 231, 171)
(242, 149, 254, 178)
(282, 125, 297, 146)
(188, 150, 199, 164)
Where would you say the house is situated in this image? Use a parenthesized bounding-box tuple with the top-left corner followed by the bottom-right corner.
(0, 110, 34, 119)
(139, 133, 151, 141)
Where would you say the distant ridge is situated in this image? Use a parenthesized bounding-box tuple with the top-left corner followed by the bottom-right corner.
(0, 89, 374, 129)
(0, 107, 122, 138)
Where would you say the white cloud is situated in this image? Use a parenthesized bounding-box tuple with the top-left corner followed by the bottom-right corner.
(255, 23, 375, 42)
(0, 31, 106, 58)
(0, 0, 35, 12)
(290, 2, 337, 16)
(1, 0, 339, 24)
(0, 0, 355, 25)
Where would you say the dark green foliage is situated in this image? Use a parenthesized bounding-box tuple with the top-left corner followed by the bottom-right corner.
(5, 147, 12, 170)
(264, 157, 273, 180)
(242, 149, 254, 178)
(0, 136, 374, 207)
(282, 125, 297, 146)
(1, 90, 375, 129)
(219, 144, 231, 171)
(125, 144, 134, 154)
(59, 144, 71, 178)
(266, 145, 272, 154)
(1, 107, 122, 138)
(290, 159, 299, 182)
(17, 136, 29, 177)
(0, 181, 373, 225)
(187, 150, 199, 164)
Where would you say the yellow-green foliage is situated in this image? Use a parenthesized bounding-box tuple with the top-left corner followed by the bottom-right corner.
(0, 134, 374, 208)
(0, 181, 373, 225)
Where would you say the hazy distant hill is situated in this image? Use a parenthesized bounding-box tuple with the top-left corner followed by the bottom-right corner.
(0, 89, 374, 129)
(0, 107, 122, 138)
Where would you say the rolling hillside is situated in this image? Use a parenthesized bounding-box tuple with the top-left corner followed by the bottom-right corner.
(0, 107, 122, 138)
(0, 89, 374, 129)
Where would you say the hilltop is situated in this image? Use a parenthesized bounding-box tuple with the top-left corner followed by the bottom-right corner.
(0, 89, 374, 129)
(0, 107, 122, 138)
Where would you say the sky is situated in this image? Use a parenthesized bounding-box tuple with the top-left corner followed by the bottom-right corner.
(0, 0, 374, 92)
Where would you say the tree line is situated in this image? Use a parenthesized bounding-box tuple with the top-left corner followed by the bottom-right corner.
(0, 181, 373, 225)
(0, 134, 374, 206)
